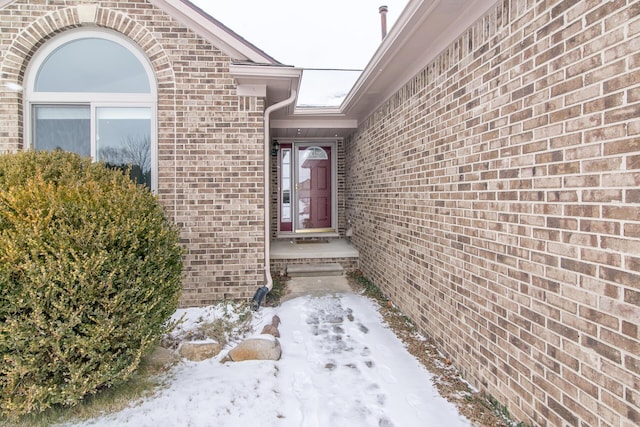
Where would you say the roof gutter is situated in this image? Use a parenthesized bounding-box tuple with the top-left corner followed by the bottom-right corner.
(252, 89, 298, 311)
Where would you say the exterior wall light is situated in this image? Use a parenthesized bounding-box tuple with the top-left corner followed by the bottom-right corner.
(271, 140, 280, 156)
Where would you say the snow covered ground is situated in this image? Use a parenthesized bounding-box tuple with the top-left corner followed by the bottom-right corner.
(64, 293, 471, 427)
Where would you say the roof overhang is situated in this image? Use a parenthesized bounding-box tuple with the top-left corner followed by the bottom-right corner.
(229, 63, 302, 110)
(276, 0, 497, 139)
(271, 115, 359, 139)
(229, 64, 358, 140)
(343, 0, 497, 122)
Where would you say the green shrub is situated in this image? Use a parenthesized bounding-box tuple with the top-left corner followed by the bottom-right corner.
(0, 151, 184, 417)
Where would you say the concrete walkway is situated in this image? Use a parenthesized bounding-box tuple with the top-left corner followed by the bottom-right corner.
(282, 275, 353, 302)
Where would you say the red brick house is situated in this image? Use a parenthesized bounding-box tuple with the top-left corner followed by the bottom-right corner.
(1, 1, 638, 425)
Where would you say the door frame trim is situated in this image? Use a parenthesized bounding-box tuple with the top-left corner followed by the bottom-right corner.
(276, 139, 338, 236)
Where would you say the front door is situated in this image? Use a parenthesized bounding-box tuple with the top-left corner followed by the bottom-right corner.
(279, 142, 335, 233)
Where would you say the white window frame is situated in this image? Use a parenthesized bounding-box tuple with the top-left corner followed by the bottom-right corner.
(24, 28, 158, 190)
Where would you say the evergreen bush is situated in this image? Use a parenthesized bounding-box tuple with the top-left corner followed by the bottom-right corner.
(0, 151, 184, 417)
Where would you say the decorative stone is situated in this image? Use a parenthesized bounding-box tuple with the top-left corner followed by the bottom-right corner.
(77, 4, 98, 23)
(179, 340, 221, 361)
(260, 324, 280, 337)
(259, 314, 282, 337)
(146, 345, 177, 368)
(271, 315, 281, 328)
(223, 335, 282, 362)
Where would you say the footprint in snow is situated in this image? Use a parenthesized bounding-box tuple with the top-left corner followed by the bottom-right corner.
(292, 330, 304, 343)
(293, 371, 320, 427)
(324, 360, 337, 370)
(377, 364, 398, 384)
(406, 393, 426, 419)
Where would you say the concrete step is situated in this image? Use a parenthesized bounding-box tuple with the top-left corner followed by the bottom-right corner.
(287, 263, 344, 277)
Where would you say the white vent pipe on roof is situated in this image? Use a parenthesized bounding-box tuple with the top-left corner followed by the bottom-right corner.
(379, 5, 388, 40)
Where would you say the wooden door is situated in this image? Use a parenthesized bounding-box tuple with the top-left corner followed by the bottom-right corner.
(296, 145, 332, 230)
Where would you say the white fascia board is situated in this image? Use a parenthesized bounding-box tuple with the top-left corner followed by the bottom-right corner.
(230, 64, 302, 94)
(0, 0, 15, 8)
(150, 0, 279, 64)
(229, 64, 302, 80)
(271, 119, 358, 130)
(230, 64, 302, 110)
(293, 107, 344, 116)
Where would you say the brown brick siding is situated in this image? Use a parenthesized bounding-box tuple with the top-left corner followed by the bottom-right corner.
(345, 0, 640, 425)
(0, 0, 266, 306)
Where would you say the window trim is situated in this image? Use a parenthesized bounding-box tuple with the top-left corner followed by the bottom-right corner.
(24, 28, 158, 190)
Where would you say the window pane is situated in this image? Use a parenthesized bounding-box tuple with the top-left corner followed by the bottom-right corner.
(33, 105, 90, 157)
(281, 149, 291, 222)
(96, 107, 151, 187)
(35, 38, 150, 93)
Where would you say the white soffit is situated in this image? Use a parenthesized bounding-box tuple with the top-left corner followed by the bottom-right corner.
(271, 118, 358, 130)
(230, 63, 302, 108)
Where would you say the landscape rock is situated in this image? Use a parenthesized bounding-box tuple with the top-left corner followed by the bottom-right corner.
(271, 315, 281, 328)
(259, 314, 282, 337)
(222, 335, 282, 362)
(179, 340, 221, 361)
(146, 345, 178, 369)
(260, 324, 280, 337)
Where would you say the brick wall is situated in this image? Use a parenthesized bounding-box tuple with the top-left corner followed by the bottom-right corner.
(0, 0, 266, 306)
(345, 0, 640, 425)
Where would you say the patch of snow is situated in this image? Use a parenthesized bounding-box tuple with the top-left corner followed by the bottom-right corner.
(61, 294, 470, 427)
(178, 338, 217, 345)
(247, 333, 278, 342)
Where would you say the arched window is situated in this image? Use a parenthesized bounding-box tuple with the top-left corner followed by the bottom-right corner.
(25, 29, 157, 189)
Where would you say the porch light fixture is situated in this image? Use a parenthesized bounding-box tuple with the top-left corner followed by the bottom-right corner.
(271, 140, 280, 156)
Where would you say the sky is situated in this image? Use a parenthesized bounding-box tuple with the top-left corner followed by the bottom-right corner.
(63, 293, 471, 426)
(190, 0, 410, 69)
(188, 0, 410, 106)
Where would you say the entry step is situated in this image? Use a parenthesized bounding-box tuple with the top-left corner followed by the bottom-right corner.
(287, 263, 344, 277)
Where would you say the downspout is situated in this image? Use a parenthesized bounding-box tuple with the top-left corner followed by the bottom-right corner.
(251, 89, 298, 311)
